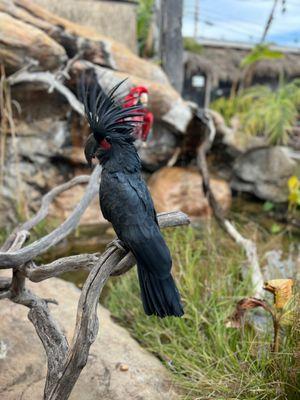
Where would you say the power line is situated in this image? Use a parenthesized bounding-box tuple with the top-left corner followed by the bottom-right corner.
(183, 10, 263, 36)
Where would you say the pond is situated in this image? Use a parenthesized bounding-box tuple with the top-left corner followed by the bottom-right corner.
(38, 194, 300, 292)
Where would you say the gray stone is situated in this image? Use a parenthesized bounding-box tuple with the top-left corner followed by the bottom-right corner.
(138, 124, 178, 172)
(0, 276, 179, 400)
(231, 146, 298, 202)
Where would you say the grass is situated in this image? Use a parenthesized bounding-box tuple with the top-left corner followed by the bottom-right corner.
(211, 79, 300, 145)
(104, 225, 300, 400)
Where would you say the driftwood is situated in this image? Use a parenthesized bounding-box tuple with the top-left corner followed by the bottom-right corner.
(197, 110, 264, 298)
(0, 165, 189, 400)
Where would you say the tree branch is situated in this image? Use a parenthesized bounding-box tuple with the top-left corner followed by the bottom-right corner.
(7, 70, 84, 116)
(1, 176, 90, 252)
(21, 211, 189, 282)
(0, 166, 101, 268)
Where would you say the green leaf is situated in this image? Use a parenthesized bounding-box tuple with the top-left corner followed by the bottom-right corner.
(263, 201, 275, 212)
(241, 44, 283, 68)
(270, 223, 282, 234)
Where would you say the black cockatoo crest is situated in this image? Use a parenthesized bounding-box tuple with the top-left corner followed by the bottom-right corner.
(79, 75, 144, 166)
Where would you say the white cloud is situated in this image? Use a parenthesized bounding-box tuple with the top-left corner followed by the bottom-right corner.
(183, 0, 300, 46)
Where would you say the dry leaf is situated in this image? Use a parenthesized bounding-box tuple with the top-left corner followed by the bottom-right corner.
(227, 297, 272, 328)
(264, 279, 294, 309)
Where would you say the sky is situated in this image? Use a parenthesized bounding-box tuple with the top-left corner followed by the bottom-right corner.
(182, 0, 300, 48)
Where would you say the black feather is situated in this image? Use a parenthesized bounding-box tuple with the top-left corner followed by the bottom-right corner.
(79, 74, 144, 143)
(79, 73, 184, 318)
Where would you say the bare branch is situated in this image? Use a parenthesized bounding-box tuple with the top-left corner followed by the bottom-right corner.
(9, 285, 69, 391)
(0, 166, 101, 268)
(24, 253, 102, 282)
(260, 0, 279, 43)
(29, 301, 69, 396)
(8, 70, 84, 116)
(3, 230, 30, 252)
(47, 247, 117, 400)
(197, 111, 264, 298)
(53, 50, 85, 84)
(22, 211, 190, 282)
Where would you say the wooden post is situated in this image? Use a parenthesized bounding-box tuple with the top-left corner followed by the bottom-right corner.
(160, 0, 184, 93)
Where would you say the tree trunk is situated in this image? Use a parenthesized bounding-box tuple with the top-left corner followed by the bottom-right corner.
(160, 0, 183, 93)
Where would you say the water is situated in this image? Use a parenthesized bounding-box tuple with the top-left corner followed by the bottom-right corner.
(39, 195, 300, 290)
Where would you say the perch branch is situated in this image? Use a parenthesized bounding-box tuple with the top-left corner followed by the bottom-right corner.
(9, 285, 69, 393)
(46, 210, 189, 400)
(197, 110, 264, 298)
(3, 210, 188, 400)
(21, 211, 189, 282)
(24, 253, 102, 282)
(0, 166, 101, 268)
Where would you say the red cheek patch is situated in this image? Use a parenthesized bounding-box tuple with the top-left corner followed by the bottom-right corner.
(100, 139, 111, 149)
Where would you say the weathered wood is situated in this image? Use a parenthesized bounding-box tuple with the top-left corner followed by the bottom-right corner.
(22, 210, 189, 282)
(1, 175, 89, 252)
(0, 161, 189, 399)
(160, 0, 184, 93)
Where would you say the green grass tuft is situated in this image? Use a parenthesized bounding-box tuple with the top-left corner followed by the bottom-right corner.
(105, 226, 300, 400)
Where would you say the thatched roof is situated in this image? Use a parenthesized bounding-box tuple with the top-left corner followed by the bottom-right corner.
(184, 40, 300, 86)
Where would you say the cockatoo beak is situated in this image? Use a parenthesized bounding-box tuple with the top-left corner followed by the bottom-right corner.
(84, 134, 99, 167)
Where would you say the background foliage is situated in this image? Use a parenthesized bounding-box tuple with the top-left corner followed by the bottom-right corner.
(211, 79, 300, 145)
(105, 226, 300, 400)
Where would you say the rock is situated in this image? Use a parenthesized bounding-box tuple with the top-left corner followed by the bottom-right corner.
(49, 182, 108, 227)
(72, 62, 193, 134)
(4, 0, 168, 85)
(138, 124, 178, 172)
(34, 0, 138, 52)
(0, 11, 67, 73)
(0, 276, 179, 400)
(148, 167, 231, 218)
(0, 117, 71, 227)
(1, 119, 70, 199)
(0, 0, 195, 229)
(231, 146, 298, 202)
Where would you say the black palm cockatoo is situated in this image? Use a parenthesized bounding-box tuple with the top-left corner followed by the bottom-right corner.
(80, 77, 184, 318)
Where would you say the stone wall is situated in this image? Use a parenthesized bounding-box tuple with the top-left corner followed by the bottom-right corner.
(34, 0, 138, 52)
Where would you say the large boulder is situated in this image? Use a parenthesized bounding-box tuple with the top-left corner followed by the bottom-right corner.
(2, 0, 168, 84)
(148, 166, 231, 218)
(0, 275, 179, 400)
(49, 182, 108, 227)
(138, 124, 178, 172)
(231, 146, 298, 202)
(72, 62, 192, 134)
(0, 11, 67, 73)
